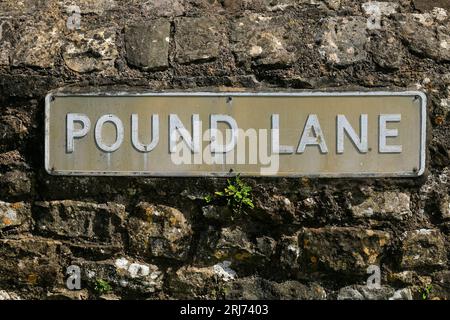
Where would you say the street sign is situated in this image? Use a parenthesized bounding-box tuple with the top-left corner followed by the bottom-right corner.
(45, 91, 426, 177)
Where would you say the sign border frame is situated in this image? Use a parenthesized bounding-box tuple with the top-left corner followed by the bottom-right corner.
(45, 90, 427, 178)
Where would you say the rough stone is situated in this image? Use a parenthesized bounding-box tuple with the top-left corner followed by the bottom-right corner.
(255, 236, 276, 258)
(61, 0, 116, 14)
(413, 0, 450, 12)
(0, 170, 32, 198)
(300, 227, 391, 274)
(439, 193, 450, 219)
(0, 74, 59, 99)
(63, 28, 118, 73)
(167, 266, 219, 299)
(278, 233, 301, 272)
(431, 270, 450, 299)
(338, 285, 395, 300)
(224, 277, 327, 300)
(77, 257, 163, 295)
(0, 290, 21, 300)
(0, 114, 29, 151)
(231, 14, 295, 68)
(398, 13, 450, 62)
(389, 270, 431, 287)
(0, 201, 30, 230)
(175, 17, 224, 63)
(125, 20, 171, 71)
(253, 194, 296, 224)
(0, 238, 64, 289)
(368, 31, 405, 69)
(128, 202, 192, 260)
(0, 19, 15, 65)
(141, 0, 186, 17)
(389, 288, 413, 300)
(0, 151, 28, 170)
(400, 229, 447, 269)
(47, 288, 89, 300)
(12, 22, 62, 68)
(351, 191, 411, 219)
(319, 16, 368, 66)
(214, 227, 261, 269)
(34, 201, 127, 245)
(201, 205, 232, 223)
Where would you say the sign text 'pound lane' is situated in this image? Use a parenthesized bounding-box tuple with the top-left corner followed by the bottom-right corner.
(45, 92, 426, 177)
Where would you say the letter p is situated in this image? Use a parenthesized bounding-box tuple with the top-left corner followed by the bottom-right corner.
(66, 113, 91, 153)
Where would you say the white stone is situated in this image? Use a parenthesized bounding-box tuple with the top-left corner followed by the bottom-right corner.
(213, 261, 237, 282)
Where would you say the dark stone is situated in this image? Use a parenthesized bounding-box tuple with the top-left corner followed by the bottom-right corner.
(175, 17, 224, 63)
(224, 277, 326, 299)
(0, 238, 65, 290)
(33, 201, 127, 246)
(125, 19, 171, 70)
(300, 227, 391, 274)
(413, 0, 450, 12)
(127, 202, 192, 260)
(0, 170, 32, 198)
(400, 229, 447, 269)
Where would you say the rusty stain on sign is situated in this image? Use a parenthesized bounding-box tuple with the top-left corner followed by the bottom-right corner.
(45, 91, 427, 177)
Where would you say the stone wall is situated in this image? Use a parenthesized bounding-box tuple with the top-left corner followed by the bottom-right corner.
(0, 0, 450, 300)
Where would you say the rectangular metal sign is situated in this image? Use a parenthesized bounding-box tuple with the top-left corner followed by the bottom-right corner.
(45, 91, 426, 177)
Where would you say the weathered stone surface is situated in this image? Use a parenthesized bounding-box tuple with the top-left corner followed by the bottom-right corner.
(439, 193, 450, 219)
(214, 227, 261, 269)
(362, 1, 399, 30)
(0, 151, 28, 170)
(0, 290, 21, 300)
(224, 277, 327, 300)
(61, 0, 116, 14)
(319, 16, 368, 66)
(338, 285, 395, 300)
(431, 270, 450, 300)
(253, 194, 296, 224)
(368, 31, 405, 69)
(0, 74, 59, 99)
(125, 20, 171, 70)
(389, 270, 431, 287)
(63, 28, 118, 73)
(300, 227, 391, 273)
(400, 229, 447, 269)
(141, 0, 186, 17)
(77, 257, 163, 295)
(0, 19, 15, 65)
(12, 22, 62, 68)
(413, 0, 450, 12)
(128, 203, 192, 260)
(389, 288, 413, 300)
(0, 114, 29, 151)
(201, 205, 233, 223)
(278, 233, 301, 272)
(175, 17, 224, 63)
(167, 266, 219, 299)
(0, 171, 32, 198)
(231, 14, 295, 68)
(0, 238, 64, 289)
(351, 191, 411, 219)
(47, 288, 89, 300)
(398, 13, 450, 62)
(0, 201, 30, 230)
(34, 201, 127, 245)
(256, 236, 276, 258)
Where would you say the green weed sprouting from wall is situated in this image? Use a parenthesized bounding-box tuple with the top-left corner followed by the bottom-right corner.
(94, 278, 112, 295)
(418, 284, 433, 300)
(205, 174, 254, 217)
